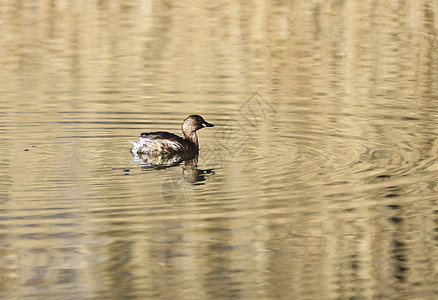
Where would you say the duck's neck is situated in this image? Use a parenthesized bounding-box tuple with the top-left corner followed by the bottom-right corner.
(183, 131, 198, 148)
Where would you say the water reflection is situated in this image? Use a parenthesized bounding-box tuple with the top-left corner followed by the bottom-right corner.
(0, 0, 437, 299)
(138, 155, 215, 206)
(132, 142, 215, 206)
(133, 150, 198, 169)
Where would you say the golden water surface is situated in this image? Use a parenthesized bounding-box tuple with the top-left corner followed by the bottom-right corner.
(0, 1, 437, 299)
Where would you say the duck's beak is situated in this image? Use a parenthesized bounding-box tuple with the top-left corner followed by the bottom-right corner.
(203, 121, 214, 128)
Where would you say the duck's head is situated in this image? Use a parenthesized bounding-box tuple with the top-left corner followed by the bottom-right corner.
(182, 115, 214, 137)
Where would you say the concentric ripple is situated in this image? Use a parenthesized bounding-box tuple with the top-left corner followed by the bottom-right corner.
(212, 104, 433, 204)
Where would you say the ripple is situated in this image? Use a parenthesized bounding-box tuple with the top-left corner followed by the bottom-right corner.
(210, 107, 431, 205)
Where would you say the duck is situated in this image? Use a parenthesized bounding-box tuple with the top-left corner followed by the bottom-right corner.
(130, 115, 214, 156)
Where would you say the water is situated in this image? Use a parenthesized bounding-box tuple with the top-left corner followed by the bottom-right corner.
(1, 1, 437, 299)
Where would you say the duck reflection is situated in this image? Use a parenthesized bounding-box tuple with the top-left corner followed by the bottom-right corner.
(132, 152, 214, 206)
(133, 152, 214, 184)
(181, 157, 214, 183)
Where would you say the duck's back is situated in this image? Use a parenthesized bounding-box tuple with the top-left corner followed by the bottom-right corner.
(141, 131, 181, 141)
(136, 131, 192, 154)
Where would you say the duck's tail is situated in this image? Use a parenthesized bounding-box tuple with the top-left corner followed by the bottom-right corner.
(129, 140, 142, 154)
(129, 137, 150, 154)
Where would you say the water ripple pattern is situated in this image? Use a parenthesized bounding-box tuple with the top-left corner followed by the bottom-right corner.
(0, 1, 437, 299)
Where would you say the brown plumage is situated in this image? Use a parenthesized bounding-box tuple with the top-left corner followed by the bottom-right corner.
(130, 115, 214, 156)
